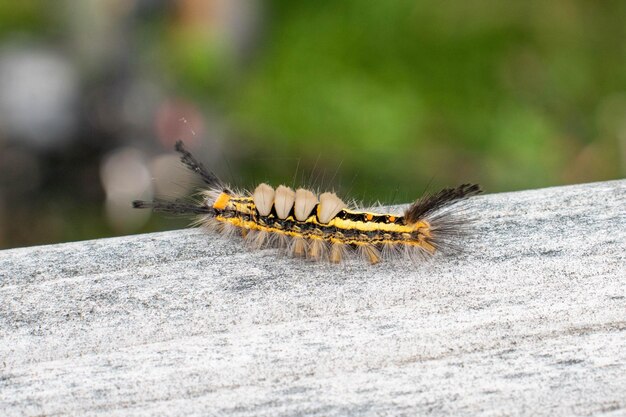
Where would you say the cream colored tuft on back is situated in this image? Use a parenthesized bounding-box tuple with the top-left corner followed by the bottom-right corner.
(294, 188, 319, 221)
(274, 185, 296, 219)
(317, 192, 347, 223)
(253, 183, 275, 216)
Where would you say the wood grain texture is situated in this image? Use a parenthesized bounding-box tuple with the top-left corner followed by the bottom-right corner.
(1, 180, 625, 416)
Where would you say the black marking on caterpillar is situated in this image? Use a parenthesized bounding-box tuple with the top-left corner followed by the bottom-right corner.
(133, 141, 482, 264)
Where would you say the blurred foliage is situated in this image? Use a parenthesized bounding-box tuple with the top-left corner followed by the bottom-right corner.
(0, 0, 48, 36)
(0, 0, 624, 248)
(163, 0, 624, 195)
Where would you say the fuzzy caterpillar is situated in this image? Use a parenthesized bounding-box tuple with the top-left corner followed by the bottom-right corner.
(133, 141, 481, 264)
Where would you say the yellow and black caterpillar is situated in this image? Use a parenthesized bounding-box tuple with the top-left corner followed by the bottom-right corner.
(133, 141, 481, 264)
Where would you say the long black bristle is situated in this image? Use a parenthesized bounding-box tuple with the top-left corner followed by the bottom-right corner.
(132, 199, 212, 215)
(175, 140, 224, 189)
(404, 183, 482, 223)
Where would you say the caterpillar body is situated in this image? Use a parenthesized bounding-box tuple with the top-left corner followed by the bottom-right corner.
(133, 141, 481, 264)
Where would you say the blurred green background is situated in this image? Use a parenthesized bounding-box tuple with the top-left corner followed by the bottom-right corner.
(0, 0, 624, 249)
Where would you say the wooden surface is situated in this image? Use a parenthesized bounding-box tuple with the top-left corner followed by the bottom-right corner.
(1, 180, 625, 416)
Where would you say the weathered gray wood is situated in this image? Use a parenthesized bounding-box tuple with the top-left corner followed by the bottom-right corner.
(1, 180, 625, 416)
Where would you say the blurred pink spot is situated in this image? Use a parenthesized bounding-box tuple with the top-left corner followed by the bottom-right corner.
(155, 99, 205, 150)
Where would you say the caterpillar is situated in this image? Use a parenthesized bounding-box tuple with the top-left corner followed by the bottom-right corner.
(133, 141, 481, 264)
